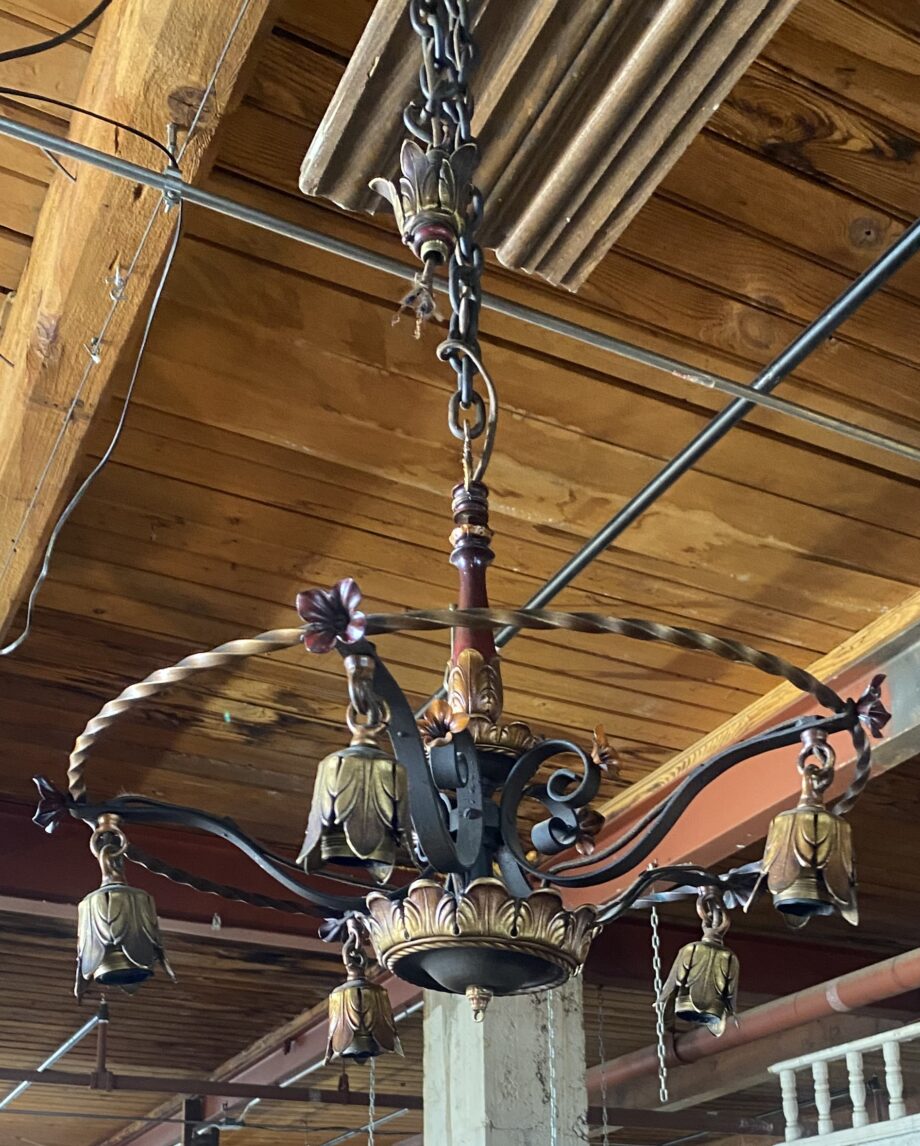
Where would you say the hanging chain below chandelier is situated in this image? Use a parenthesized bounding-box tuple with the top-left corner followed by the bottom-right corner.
(33, 0, 892, 1060)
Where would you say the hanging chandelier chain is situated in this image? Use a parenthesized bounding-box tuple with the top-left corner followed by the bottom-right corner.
(406, 0, 485, 422)
(650, 900, 670, 1105)
(368, 1057, 376, 1146)
(597, 985, 610, 1146)
(546, 990, 559, 1146)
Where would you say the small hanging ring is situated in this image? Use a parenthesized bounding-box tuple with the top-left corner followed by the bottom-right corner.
(697, 887, 729, 938)
(90, 819, 128, 862)
(440, 339, 498, 481)
(447, 388, 486, 439)
(797, 728, 836, 795)
(346, 703, 389, 738)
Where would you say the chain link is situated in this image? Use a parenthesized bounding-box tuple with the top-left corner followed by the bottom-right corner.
(368, 1057, 376, 1146)
(546, 990, 559, 1146)
(596, 985, 610, 1146)
(406, 0, 484, 415)
(649, 900, 670, 1105)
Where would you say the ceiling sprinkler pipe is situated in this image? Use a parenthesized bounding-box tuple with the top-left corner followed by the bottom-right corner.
(588, 944, 920, 1096)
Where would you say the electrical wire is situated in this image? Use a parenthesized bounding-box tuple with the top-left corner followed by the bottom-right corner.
(0, 198, 184, 657)
(0, 0, 114, 63)
(0, 88, 179, 168)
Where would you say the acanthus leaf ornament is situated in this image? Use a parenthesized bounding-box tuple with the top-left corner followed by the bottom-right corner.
(370, 138, 478, 265)
(298, 734, 407, 885)
(760, 800, 858, 927)
(366, 878, 599, 1015)
(757, 730, 858, 927)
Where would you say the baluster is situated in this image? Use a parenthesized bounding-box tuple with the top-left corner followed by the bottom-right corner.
(780, 1067, 803, 1141)
(883, 1038, 906, 1120)
(812, 1059, 833, 1135)
(847, 1050, 869, 1128)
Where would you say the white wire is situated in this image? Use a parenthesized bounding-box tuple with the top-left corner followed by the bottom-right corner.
(176, 0, 253, 163)
(0, 201, 184, 656)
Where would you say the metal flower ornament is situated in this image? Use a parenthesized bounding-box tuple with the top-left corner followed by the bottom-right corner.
(297, 578, 367, 653)
(33, 0, 894, 1071)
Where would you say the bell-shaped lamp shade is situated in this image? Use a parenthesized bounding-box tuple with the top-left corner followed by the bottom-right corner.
(76, 882, 175, 1000)
(761, 801, 857, 927)
(659, 936, 740, 1037)
(299, 740, 407, 885)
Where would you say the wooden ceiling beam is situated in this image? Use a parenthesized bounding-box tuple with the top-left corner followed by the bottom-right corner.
(0, 0, 276, 643)
(299, 0, 797, 289)
(558, 593, 920, 912)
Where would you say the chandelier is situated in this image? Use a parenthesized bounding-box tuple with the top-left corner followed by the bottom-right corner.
(34, 0, 891, 1064)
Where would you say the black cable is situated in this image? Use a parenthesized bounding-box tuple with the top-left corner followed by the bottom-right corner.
(0, 0, 114, 63)
(0, 87, 178, 168)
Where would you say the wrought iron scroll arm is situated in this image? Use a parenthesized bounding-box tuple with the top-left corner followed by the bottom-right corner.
(354, 640, 487, 874)
(499, 709, 862, 890)
(61, 792, 371, 915)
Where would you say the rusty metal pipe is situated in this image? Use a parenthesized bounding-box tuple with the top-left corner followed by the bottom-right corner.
(588, 944, 920, 1096)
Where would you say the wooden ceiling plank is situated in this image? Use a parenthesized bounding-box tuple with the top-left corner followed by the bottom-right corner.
(0, 168, 45, 238)
(72, 454, 844, 658)
(618, 194, 920, 372)
(0, 0, 276, 641)
(844, 0, 920, 39)
(0, 0, 102, 42)
(0, 10, 87, 120)
(185, 180, 920, 580)
(767, 0, 920, 137)
(712, 62, 920, 220)
(660, 132, 920, 298)
(33, 567, 757, 719)
(274, 0, 373, 58)
(0, 227, 29, 291)
(132, 338, 916, 639)
(214, 114, 920, 478)
(133, 271, 920, 599)
(89, 397, 895, 645)
(16, 557, 702, 755)
(0, 126, 56, 184)
(50, 534, 739, 746)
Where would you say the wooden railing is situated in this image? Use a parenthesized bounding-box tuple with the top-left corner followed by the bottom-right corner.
(769, 1020, 920, 1141)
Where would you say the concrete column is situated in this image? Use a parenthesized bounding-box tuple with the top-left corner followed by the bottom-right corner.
(423, 978, 586, 1146)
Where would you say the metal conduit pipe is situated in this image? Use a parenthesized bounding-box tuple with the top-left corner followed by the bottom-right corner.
(587, 945, 920, 1097)
(492, 210, 920, 647)
(0, 1004, 103, 1111)
(1, 116, 920, 469)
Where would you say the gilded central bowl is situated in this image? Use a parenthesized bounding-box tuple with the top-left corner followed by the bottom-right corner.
(365, 878, 598, 998)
